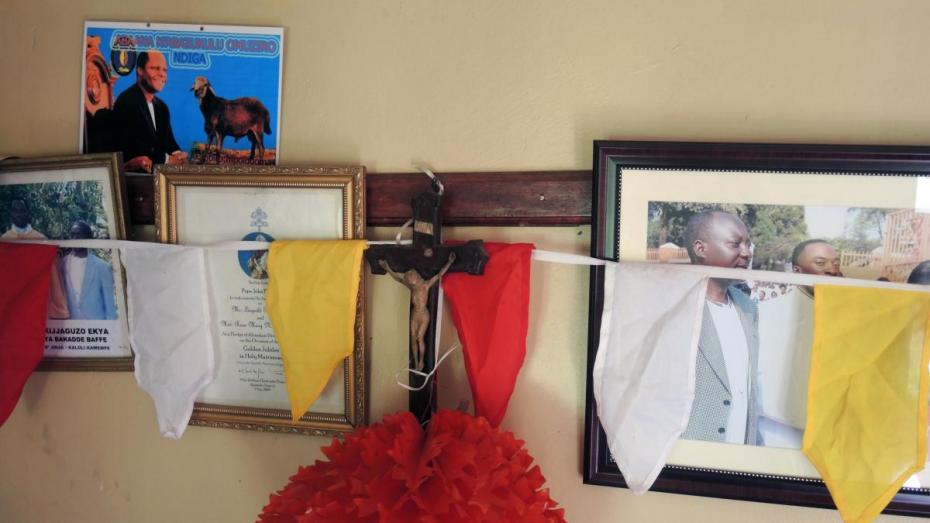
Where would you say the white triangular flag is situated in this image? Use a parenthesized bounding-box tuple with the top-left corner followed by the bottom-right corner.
(593, 263, 707, 494)
(122, 245, 216, 439)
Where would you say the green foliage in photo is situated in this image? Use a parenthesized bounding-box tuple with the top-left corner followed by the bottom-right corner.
(0, 181, 109, 239)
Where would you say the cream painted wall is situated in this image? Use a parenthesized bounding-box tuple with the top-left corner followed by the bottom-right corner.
(1, 1, 928, 521)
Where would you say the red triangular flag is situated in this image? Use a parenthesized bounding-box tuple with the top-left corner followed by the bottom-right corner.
(442, 242, 534, 427)
(0, 242, 57, 426)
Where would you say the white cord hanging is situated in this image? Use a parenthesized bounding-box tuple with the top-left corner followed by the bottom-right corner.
(394, 218, 413, 244)
(415, 165, 444, 195)
(394, 343, 460, 392)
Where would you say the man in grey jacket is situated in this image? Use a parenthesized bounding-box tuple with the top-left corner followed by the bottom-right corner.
(680, 210, 762, 445)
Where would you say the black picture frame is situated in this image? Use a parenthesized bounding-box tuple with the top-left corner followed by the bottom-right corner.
(584, 140, 930, 517)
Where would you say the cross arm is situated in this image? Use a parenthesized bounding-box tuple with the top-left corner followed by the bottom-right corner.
(365, 240, 488, 279)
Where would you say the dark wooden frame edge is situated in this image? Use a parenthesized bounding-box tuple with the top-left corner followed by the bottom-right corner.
(126, 169, 592, 227)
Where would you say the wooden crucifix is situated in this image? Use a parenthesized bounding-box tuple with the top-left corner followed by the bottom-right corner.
(365, 176, 488, 424)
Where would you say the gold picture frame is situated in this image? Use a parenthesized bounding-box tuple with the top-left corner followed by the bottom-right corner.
(0, 153, 132, 371)
(155, 164, 366, 436)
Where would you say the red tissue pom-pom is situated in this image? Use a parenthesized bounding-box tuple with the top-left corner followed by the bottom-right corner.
(257, 409, 566, 523)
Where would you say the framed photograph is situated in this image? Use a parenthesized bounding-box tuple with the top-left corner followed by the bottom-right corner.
(0, 153, 131, 371)
(585, 141, 930, 516)
(155, 164, 366, 436)
(81, 22, 283, 173)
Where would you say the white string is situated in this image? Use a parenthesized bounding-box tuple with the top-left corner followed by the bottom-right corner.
(532, 249, 608, 266)
(1, 237, 411, 249)
(6, 239, 919, 292)
(394, 343, 460, 392)
(371, 239, 412, 246)
(415, 165, 444, 195)
(394, 218, 413, 244)
(530, 248, 930, 293)
(0, 238, 272, 251)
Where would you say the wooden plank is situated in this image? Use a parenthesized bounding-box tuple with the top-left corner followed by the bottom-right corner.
(366, 171, 591, 226)
(125, 170, 593, 227)
(125, 174, 156, 225)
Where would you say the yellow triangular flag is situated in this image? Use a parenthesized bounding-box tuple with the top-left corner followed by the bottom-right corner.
(803, 285, 930, 523)
(266, 240, 367, 422)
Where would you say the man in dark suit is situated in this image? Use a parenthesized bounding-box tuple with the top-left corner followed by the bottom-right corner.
(113, 50, 188, 173)
(680, 210, 762, 446)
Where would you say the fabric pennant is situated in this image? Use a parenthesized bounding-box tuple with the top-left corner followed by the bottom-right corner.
(122, 245, 216, 439)
(592, 263, 708, 495)
(442, 242, 535, 427)
(0, 243, 58, 426)
(803, 285, 930, 523)
(266, 240, 367, 422)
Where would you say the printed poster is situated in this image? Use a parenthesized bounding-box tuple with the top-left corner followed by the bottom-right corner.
(80, 22, 283, 172)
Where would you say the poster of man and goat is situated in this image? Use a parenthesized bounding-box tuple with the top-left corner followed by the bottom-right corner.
(80, 21, 283, 173)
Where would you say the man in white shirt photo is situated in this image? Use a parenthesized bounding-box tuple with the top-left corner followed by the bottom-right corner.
(681, 210, 762, 445)
(755, 239, 845, 449)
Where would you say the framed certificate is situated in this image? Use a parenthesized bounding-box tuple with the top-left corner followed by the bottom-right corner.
(155, 164, 366, 436)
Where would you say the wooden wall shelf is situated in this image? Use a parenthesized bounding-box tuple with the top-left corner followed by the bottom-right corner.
(126, 170, 592, 227)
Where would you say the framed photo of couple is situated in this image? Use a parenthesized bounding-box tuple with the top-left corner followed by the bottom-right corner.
(584, 141, 930, 515)
(0, 153, 131, 371)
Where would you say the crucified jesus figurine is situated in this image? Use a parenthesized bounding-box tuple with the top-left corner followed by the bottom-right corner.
(379, 252, 456, 371)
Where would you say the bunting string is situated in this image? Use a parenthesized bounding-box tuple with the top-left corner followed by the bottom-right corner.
(4, 236, 929, 292)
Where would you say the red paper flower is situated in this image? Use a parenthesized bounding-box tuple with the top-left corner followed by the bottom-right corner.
(258, 409, 566, 522)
